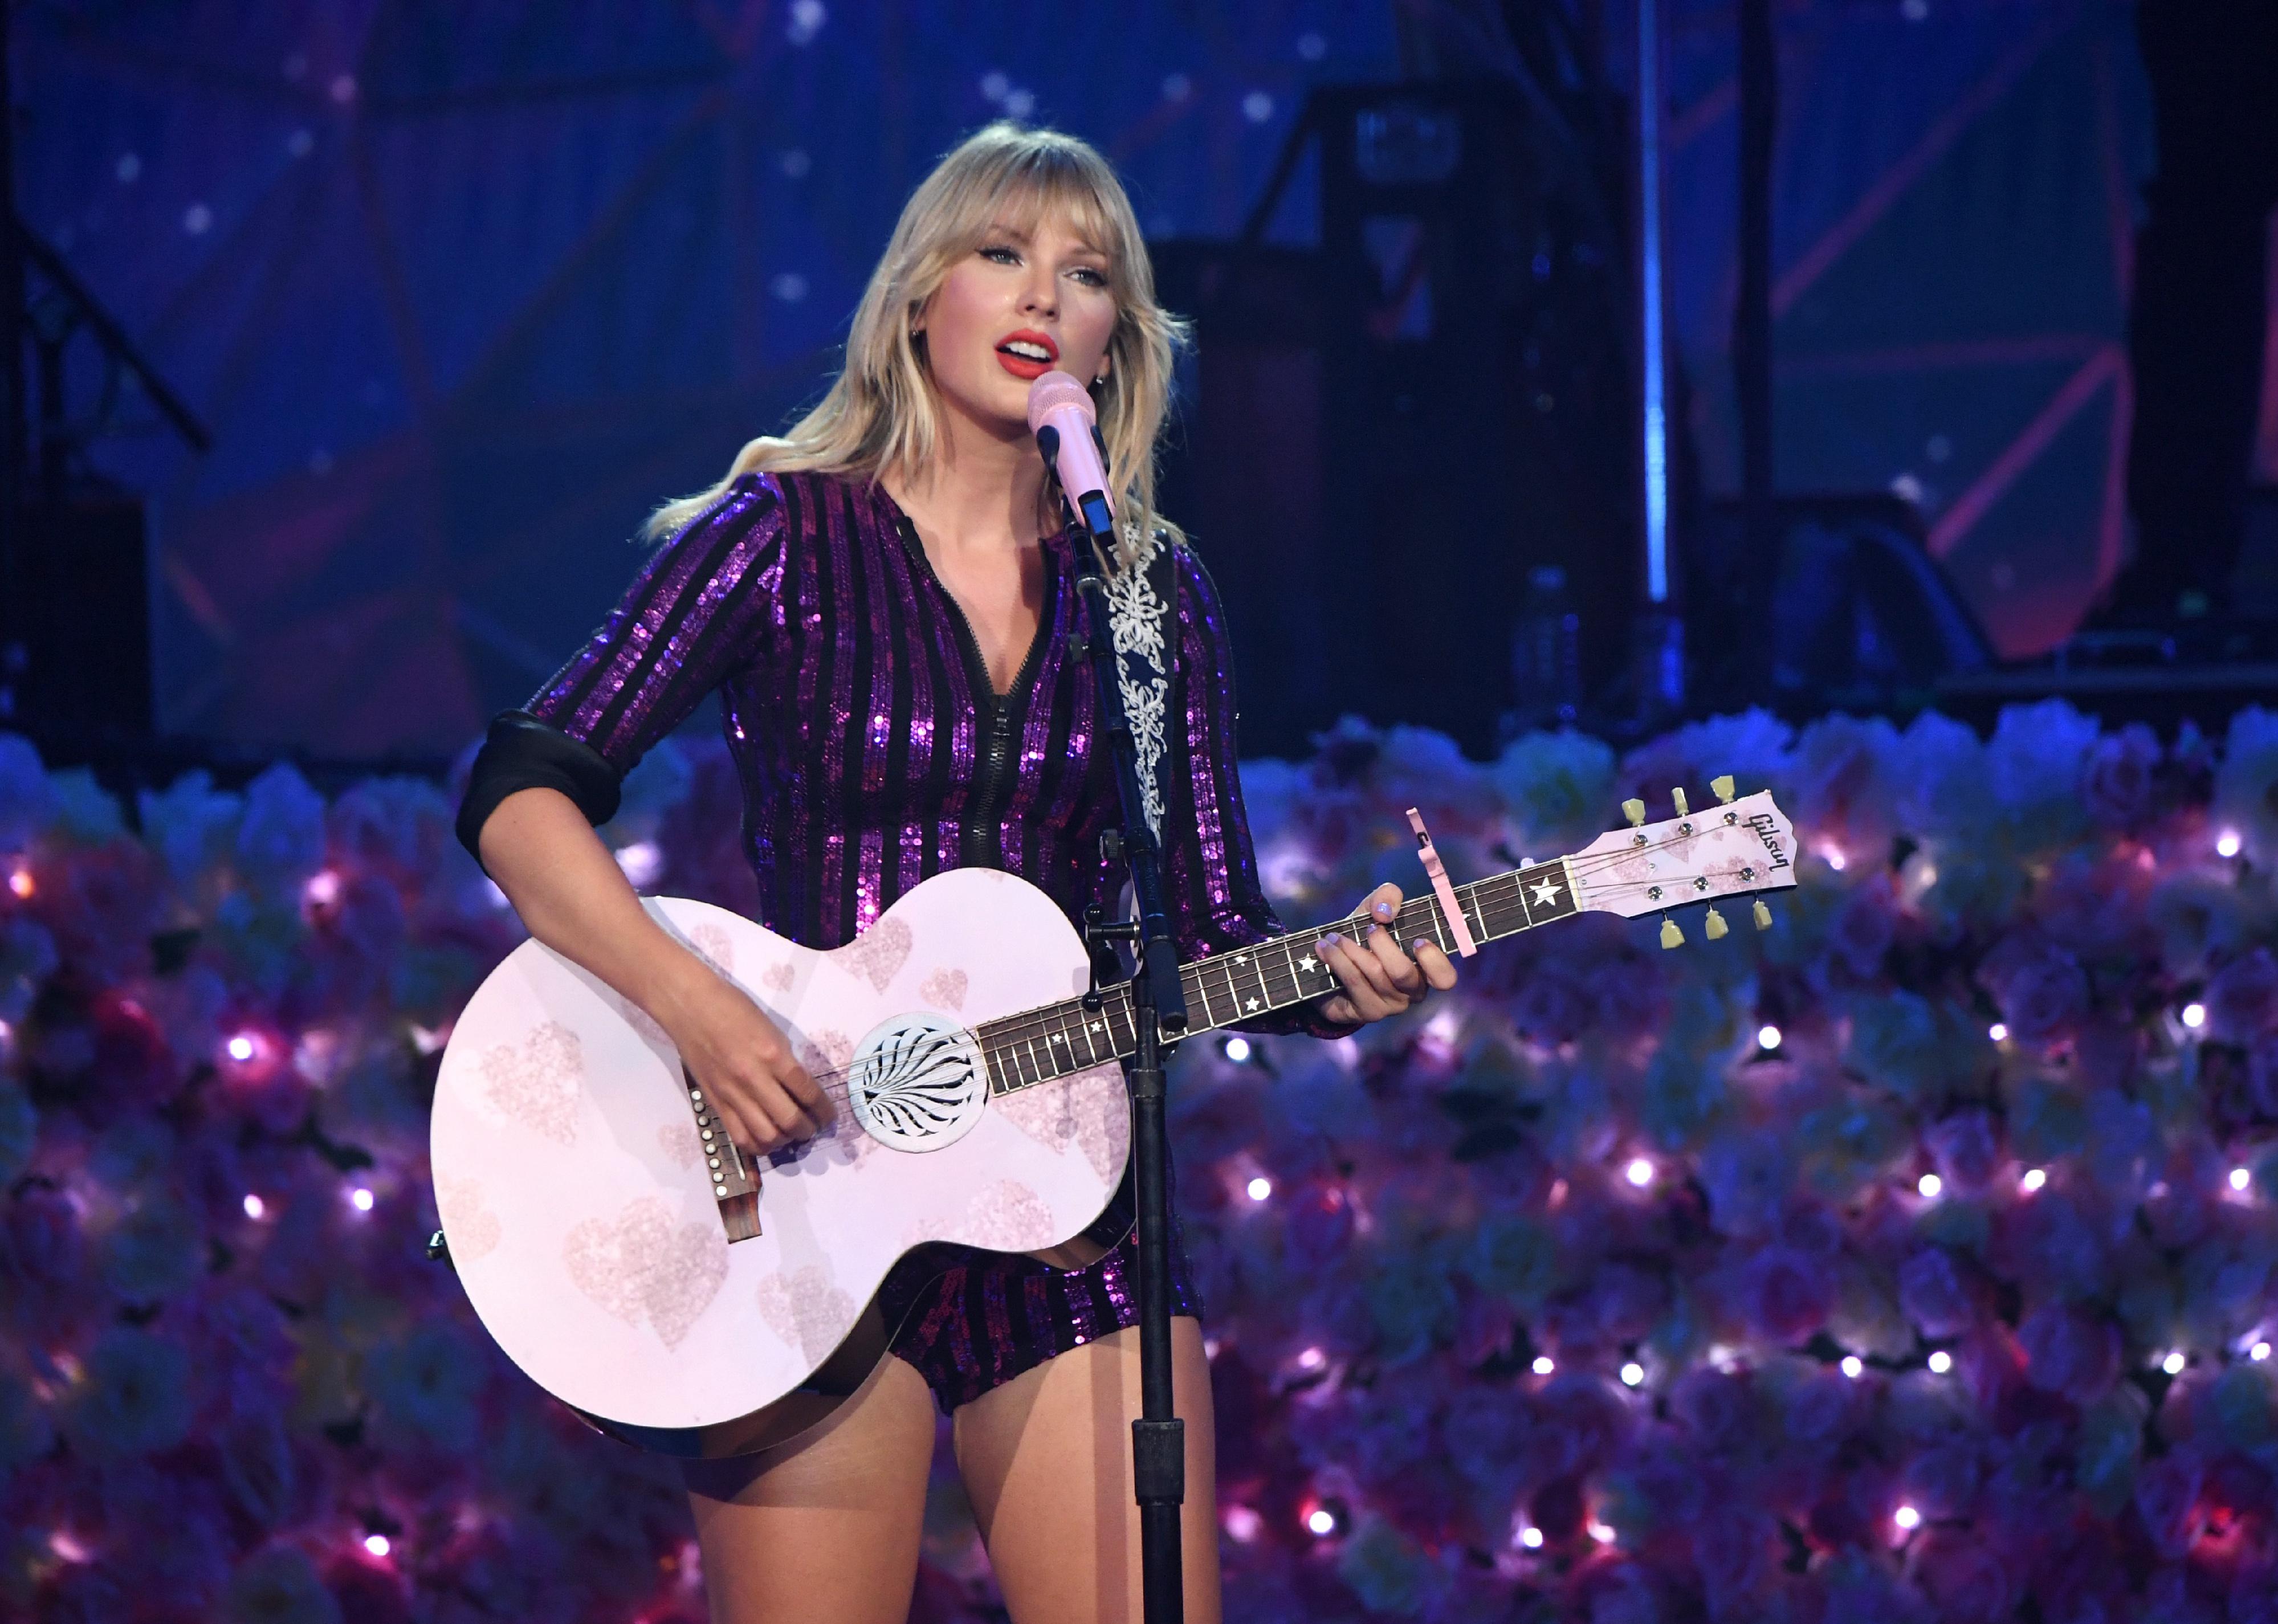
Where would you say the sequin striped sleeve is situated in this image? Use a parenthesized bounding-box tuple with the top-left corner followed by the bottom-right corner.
(1160, 543, 1358, 1040)
(525, 472, 788, 775)
(454, 474, 787, 868)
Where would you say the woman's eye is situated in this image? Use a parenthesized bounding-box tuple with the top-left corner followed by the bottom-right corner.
(1069, 266, 1109, 288)
(980, 245, 1020, 264)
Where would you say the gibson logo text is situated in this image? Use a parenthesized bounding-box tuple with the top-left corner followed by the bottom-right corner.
(1747, 812, 1791, 871)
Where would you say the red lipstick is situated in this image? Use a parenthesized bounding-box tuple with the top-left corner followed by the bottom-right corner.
(994, 328, 1059, 381)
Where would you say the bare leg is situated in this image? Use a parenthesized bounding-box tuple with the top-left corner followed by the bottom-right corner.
(952, 1317, 1221, 1624)
(682, 1351, 938, 1624)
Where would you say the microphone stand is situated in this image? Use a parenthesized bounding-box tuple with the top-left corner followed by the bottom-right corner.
(1042, 429, 1192, 1623)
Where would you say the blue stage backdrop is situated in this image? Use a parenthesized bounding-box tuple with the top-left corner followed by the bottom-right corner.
(21, 0, 2150, 757)
(6, 703, 2278, 1619)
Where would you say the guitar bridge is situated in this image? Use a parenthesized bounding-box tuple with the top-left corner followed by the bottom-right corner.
(685, 1067, 762, 1242)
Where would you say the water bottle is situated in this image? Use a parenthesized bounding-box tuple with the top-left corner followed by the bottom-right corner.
(1509, 565, 1582, 732)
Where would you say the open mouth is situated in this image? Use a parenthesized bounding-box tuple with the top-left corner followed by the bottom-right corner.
(995, 330, 1059, 378)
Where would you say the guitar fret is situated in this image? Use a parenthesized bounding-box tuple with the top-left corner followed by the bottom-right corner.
(983, 863, 1578, 1092)
(1187, 965, 1219, 1028)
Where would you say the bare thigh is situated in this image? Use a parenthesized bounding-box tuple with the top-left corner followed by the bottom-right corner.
(952, 1318, 1220, 1624)
(680, 1351, 938, 1624)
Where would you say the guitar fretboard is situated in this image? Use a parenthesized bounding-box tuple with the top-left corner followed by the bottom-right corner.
(973, 859, 1581, 1094)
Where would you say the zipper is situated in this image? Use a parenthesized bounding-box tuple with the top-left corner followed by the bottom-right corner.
(961, 701, 1018, 868)
(894, 513, 1054, 871)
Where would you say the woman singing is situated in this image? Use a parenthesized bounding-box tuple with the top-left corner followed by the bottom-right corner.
(454, 123, 1458, 1624)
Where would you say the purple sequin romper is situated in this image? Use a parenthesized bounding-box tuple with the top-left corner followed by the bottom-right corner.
(457, 468, 1346, 1411)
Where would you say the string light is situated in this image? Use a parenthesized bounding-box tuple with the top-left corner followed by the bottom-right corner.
(1757, 1023, 1782, 1050)
(1295, 1346, 1326, 1372)
(1222, 1036, 1252, 1063)
(1305, 1504, 1340, 1537)
(1245, 1176, 1273, 1202)
(1518, 1525, 1545, 1550)
(1988, 1022, 2008, 1042)
(1531, 1356, 1555, 1376)
(1893, 1505, 1921, 1532)
(2253, 1343, 2271, 1362)
(2162, 1351, 2187, 1376)
(1620, 1362, 1645, 1387)
(2020, 1168, 2046, 1193)
(1841, 1356, 1864, 1378)
(1625, 1157, 1655, 1188)
(303, 869, 341, 908)
(2218, 829, 2243, 859)
(1588, 1521, 1617, 1544)
(1222, 1505, 1262, 1543)
(2230, 1168, 2253, 1194)
(1918, 1173, 1943, 1199)
(242, 1194, 266, 1219)
(2182, 1003, 2207, 1030)
(9, 865, 35, 899)
(350, 1187, 376, 1212)
(1927, 1350, 1953, 1374)
(362, 1533, 390, 1557)
(226, 1034, 257, 1063)
(1823, 847, 1848, 872)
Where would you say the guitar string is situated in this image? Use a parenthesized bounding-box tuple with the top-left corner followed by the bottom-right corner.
(964, 822, 1784, 1066)
(726, 821, 1786, 1129)
(953, 826, 1785, 1080)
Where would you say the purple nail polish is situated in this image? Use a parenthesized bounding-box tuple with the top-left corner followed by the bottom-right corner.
(1318, 934, 1341, 953)
(1412, 939, 1431, 954)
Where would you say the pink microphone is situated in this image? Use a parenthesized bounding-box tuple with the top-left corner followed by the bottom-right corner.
(1025, 370, 1115, 539)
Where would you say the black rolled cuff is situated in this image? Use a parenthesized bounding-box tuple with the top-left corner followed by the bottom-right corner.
(455, 709, 624, 872)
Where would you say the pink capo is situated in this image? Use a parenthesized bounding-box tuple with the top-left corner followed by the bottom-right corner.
(1405, 807, 1478, 957)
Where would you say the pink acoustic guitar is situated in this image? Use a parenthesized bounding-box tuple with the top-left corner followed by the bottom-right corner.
(430, 781, 1797, 1457)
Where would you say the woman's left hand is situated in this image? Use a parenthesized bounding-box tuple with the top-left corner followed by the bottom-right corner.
(1315, 882, 1460, 1026)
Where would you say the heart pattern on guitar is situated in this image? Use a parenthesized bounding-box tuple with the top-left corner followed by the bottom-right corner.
(993, 1067, 1127, 1184)
(561, 1197, 730, 1350)
(755, 1264, 857, 1364)
(961, 1180, 1056, 1250)
(434, 1176, 502, 1263)
(478, 1022, 585, 1146)
(836, 915, 912, 991)
(918, 966, 968, 1012)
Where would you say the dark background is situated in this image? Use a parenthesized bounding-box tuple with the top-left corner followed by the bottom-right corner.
(14, 0, 2272, 762)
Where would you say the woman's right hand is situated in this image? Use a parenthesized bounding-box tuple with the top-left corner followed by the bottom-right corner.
(657, 968, 834, 1156)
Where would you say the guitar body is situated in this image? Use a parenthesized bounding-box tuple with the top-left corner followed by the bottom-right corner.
(429, 868, 1131, 1458)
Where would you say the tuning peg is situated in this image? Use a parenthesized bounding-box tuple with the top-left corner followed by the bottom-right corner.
(1660, 917, 1684, 949)
(1672, 787, 1690, 816)
(1704, 906, 1729, 941)
(1753, 899, 1772, 931)
(1623, 798, 1646, 827)
(1711, 775, 1735, 804)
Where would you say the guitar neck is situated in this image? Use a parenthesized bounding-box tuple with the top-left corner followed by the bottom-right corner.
(973, 857, 1582, 1096)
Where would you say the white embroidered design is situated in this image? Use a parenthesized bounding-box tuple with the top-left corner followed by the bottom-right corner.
(1105, 533, 1169, 840)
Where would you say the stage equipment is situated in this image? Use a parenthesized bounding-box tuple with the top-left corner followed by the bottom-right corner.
(1028, 370, 1115, 539)
(1689, 492, 1992, 714)
(1155, 76, 1640, 757)
(1631, 0, 1683, 728)
(428, 792, 1798, 1463)
(1029, 367, 1191, 1619)
(0, 209, 209, 747)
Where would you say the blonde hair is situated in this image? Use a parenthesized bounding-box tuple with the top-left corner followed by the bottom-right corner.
(648, 122, 1188, 562)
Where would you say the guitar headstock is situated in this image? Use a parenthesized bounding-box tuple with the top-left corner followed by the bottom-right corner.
(1565, 778, 1798, 943)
